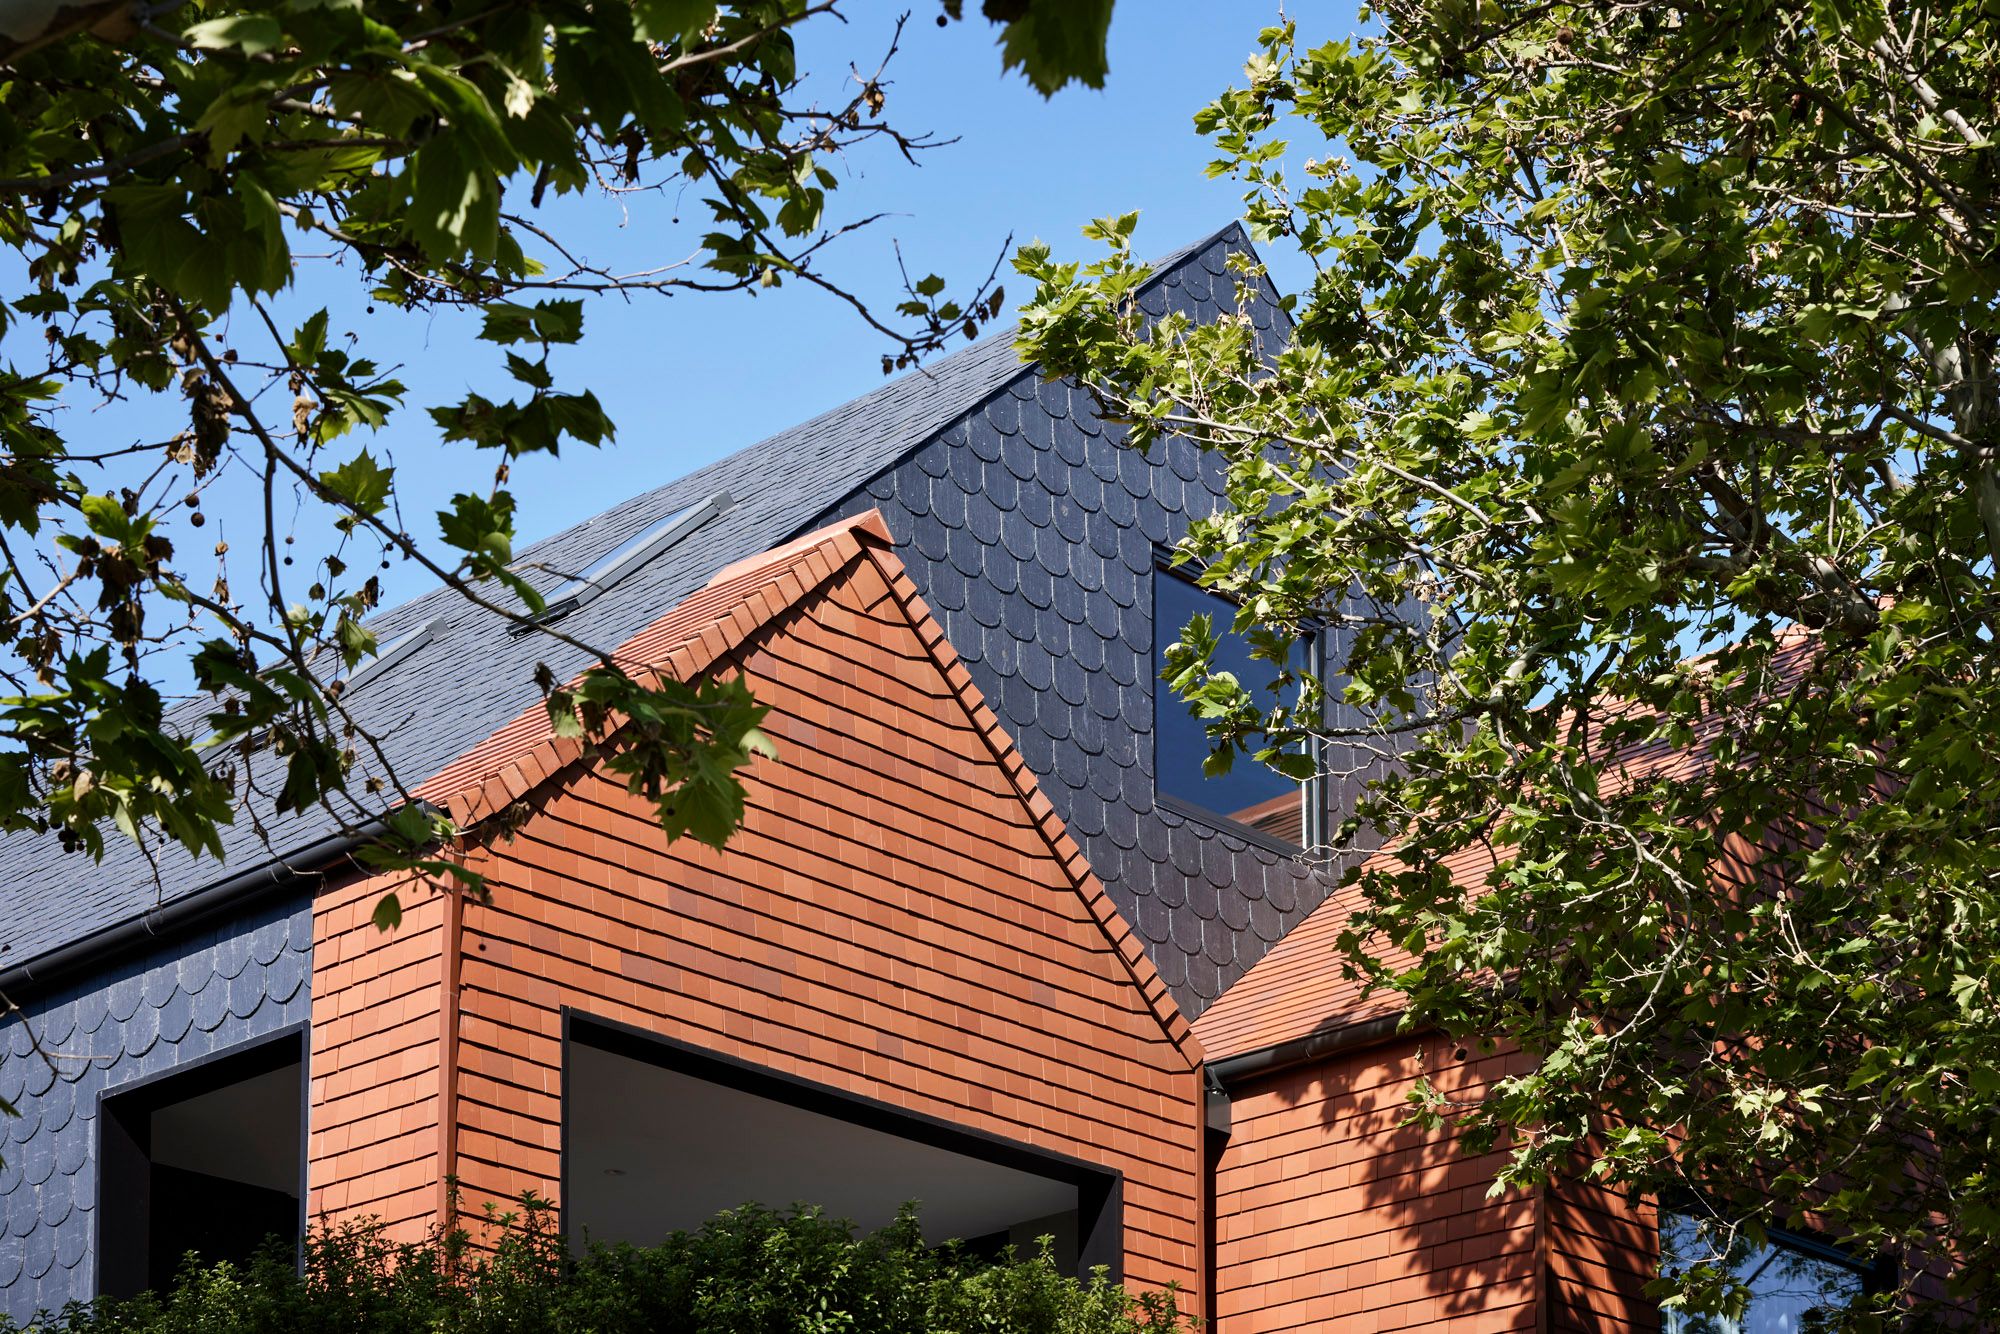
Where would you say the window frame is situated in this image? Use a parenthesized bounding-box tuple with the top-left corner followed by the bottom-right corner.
(95, 1024, 308, 1299)
(560, 1010, 1125, 1280)
(1150, 557, 1325, 857)
(1656, 1205, 1895, 1332)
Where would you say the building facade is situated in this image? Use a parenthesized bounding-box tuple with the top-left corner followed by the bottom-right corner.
(0, 227, 1878, 1329)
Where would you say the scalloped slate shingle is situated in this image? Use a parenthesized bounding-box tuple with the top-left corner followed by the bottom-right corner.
(0, 223, 1354, 1312)
(0, 894, 310, 1321)
(815, 228, 1360, 1011)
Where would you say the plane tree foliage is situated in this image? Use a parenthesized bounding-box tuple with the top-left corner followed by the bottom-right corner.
(0, 0, 1110, 927)
(1019, 5, 2000, 1324)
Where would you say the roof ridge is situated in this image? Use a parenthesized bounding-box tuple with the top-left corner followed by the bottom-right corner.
(417, 513, 885, 825)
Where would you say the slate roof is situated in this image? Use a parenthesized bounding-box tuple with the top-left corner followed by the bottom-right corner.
(0, 221, 1323, 1017)
(0, 267, 1040, 978)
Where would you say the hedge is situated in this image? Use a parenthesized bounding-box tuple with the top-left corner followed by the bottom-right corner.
(6, 1199, 1192, 1334)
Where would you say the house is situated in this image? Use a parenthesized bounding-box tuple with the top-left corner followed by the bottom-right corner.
(0, 225, 1880, 1330)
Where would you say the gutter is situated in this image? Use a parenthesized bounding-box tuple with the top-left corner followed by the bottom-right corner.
(0, 813, 401, 999)
(1206, 1010, 1415, 1092)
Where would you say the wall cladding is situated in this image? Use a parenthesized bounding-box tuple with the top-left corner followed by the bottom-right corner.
(1215, 1043, 1542, 1334)
(416, 542, 1205, 1298)
(0, 894, 311, 1321)
(819, 231, 1361, 1014)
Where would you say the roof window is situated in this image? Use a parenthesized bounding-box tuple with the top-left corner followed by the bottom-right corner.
(528, 491, 733, 625)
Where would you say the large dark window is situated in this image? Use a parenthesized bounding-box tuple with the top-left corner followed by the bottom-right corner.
(1660, 1212, 1877, 1334)
(1152, 566, 1313, 850)
(562, 1014, 1121, 1277)
(98, 1029, 305, 1298)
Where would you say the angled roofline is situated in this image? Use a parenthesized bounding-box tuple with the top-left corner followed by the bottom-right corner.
(0, 814, 401, 999)
(0, 222, 1282, 993)
(423, 511, 1205, 1070)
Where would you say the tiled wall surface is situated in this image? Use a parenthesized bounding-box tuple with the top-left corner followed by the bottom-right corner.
(1214, 1043, 1542, 1334)
(343, 542, 1212, 1299)
(819, 233, 1362, 1015)
(306, 868, 446, 1242)
(0, 895, 311, 1322)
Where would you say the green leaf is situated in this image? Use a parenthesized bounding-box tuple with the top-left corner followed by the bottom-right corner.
(184, 14, 285, 54)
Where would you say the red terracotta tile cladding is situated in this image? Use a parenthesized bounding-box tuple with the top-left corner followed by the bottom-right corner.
(307, 868, 447, 1241)
(1197, 850, 1669, 1332)
(308, 511, 1205, 1300)
(1214, 1042, 1544, 1334)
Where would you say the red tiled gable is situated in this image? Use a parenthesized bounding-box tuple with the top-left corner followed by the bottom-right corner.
(310, 511, 1211, 1282)
(409, 509, 1198, 1069)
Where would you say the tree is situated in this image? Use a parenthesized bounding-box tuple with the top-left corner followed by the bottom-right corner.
(1018, 4, 2000, 1323)
(0, 0, 1112, 923)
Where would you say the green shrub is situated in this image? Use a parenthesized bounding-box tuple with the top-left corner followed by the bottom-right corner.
(16, 1200, 1191, 1334)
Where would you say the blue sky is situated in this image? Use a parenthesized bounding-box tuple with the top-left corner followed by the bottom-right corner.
(24, 3, 1333, 686)
(278, 3, 1310, 607)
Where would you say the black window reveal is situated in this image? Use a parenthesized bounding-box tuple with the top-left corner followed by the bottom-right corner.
(1152, 566, 1315, 851)
(98, 1029, 306, 1298)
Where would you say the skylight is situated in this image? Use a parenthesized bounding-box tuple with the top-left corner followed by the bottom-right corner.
(528, 491, 733, 624)
(340, 616, 445, 691)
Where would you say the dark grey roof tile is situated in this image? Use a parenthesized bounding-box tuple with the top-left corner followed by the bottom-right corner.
(1051, 654, 1088, 711)
(1086, 514, 1120, 564)
(966, 496, 1002, 549)
(1264, 868, 1300, 916)
(984, 390, 1021, 436)
(1051, 572, 1087, 631)
(1184, 953, 1221, 1004)
(1016, 557, 1054, 612)
(120, 1001, 161, 1060)
(23, 1226, 51, 1282)
(1069, 620, 1105, 674)
(54, 1218, 86, 1274)
(1036, 511, 1077, 575)
(984, 465, 1019, 516)
(946, 525, 984, 580)
(965, 418, 1001, 465)
(985, 543, 1021, 596)
(1169, 895, 1206, 955)
(966, 574, 1004, 632)
(1102, 801, 1138, 853)
(1035, 379, 1069, 421)
(1249, 894, 1284, 944)
(1038, 690, 1072, 743)
(1072, 551, 1105, 598)
(928, 564, 967, 614)
(997, 506, 1037, 567)
(1016, 639, 1053, 693)
(1051, 739, 1086, 794)
(157, 987, 193, 1044)
(191, 977, 229, 1033)
(1050, 414, 1088, 468)
(1202, 914, 1236, 967)
(21, 1134, 54, 1191)
(1000, 430, 1038, 484)
(104, 972, 143, 1027)
(948, 434, 985, 498)
(1100, 475, 1137, 533)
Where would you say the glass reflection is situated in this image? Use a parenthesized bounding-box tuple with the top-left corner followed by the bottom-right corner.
(1661, 1213, 1867, 1334)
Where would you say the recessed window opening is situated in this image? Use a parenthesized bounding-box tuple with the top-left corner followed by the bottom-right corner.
(525, 490, 734, 627)
(1660, 1211, 1883, 1334)
(1152, 562, 1318, 852)
(563, 1014, 1121, 1278)
(98, 1029, 305, 1298)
